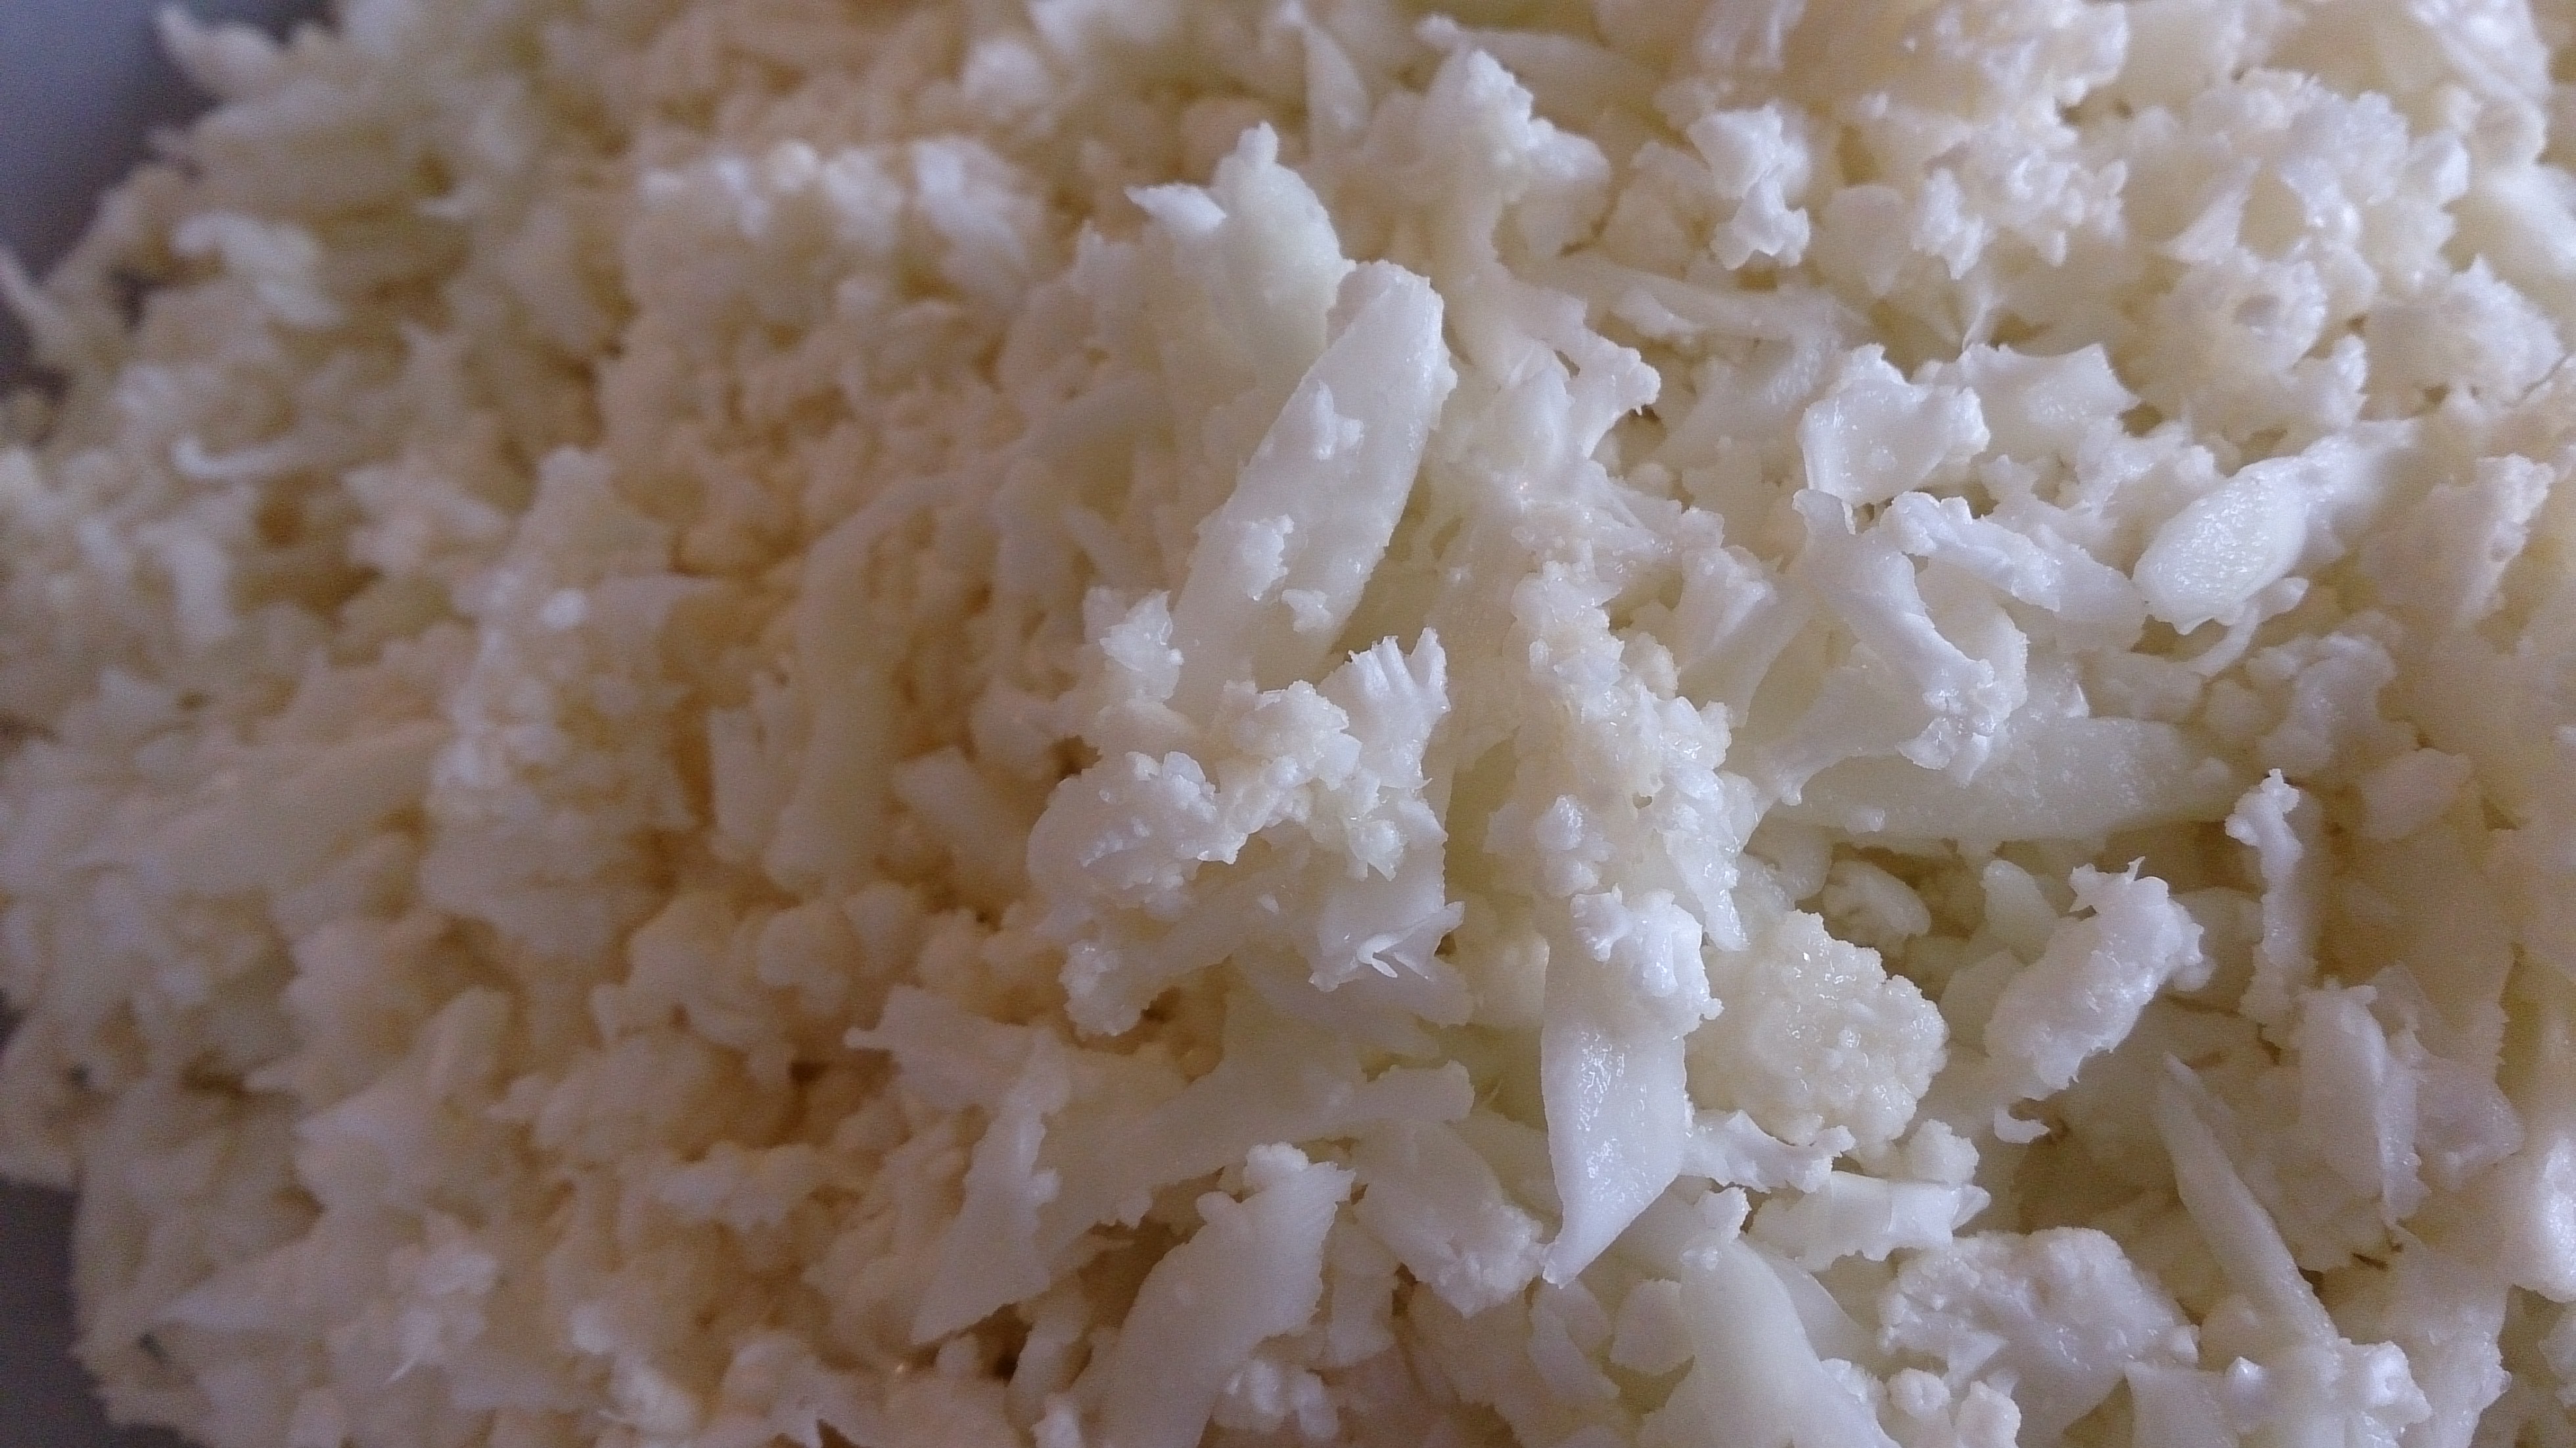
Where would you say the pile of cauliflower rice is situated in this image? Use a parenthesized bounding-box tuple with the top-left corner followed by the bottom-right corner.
(14, 0, 2576, 1443)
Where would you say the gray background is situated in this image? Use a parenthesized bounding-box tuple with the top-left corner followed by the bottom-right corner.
(1, 0, 327, 382)
(3, 2, 325, 1445)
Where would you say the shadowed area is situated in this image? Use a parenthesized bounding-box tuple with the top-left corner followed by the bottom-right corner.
(0, 1178, 196, 1448)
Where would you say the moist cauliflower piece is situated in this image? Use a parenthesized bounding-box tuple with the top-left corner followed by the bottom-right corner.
(1879, 1229, 2193, 1441)
(7, 0, 2576, 1446)
(1691, 910, 1946, 1154)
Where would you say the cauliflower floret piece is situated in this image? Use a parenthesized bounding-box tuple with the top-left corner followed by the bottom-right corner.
(1691, 911, 1944, 1151)
(1885, 1372, 2023, 1448)
(1983, 865, 2209, 1102)
(2153, 1064, 2435, 1444)
(1750, 1169, 1990, 1269)
(1685, 104, 1814, 268)
(1880, 1229, 2194, 1440)
(1353, 1120, 1545, 1317)
(1097, 1146, 1354, 1448)
(2358, 453, 2551, 635)
(1819, 858, 1934, 954)
(1797, 347, 1989, 509)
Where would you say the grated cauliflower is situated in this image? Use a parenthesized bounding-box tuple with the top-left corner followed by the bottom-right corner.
(9, 0, 2576, 1445)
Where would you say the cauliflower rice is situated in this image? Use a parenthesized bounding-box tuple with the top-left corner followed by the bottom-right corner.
(8, 0, 2576, 1445)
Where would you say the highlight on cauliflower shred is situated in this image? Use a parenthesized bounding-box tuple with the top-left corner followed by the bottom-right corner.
(5, 0, 2576, 1445)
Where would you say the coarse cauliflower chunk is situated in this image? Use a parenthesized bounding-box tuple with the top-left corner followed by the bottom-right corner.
(1692, 911, 1946, 1154)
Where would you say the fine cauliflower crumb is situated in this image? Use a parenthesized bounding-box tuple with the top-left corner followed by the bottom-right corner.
(8, 1, 2576, 1447)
